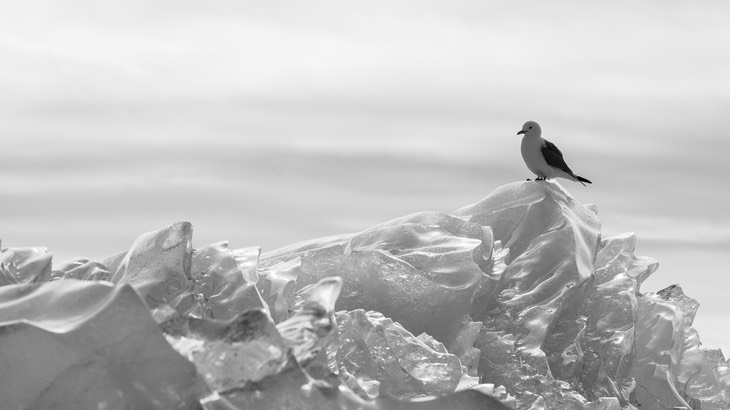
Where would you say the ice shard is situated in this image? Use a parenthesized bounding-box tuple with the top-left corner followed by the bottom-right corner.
(256, 257, 300, 323)
(330, 309, 468, 400)
(0, 279, 198, 409)
(180, 242, 266, 320)
(570, 233, 652, 405)
(111, 221, 194, 308)
(200, 356, 511, 410)
(631, 285, 730, 409)
(159, 307, 290, 393)
(277, 277, 342, 365)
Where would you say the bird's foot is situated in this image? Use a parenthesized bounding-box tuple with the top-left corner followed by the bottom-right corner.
(535, 177, 545, 181)
(526, 178, 532, 181)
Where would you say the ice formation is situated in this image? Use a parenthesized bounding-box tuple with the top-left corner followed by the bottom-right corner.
(1, 181, 728, 409)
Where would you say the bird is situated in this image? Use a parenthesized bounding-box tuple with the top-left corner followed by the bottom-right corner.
(517, 121, 592, 186)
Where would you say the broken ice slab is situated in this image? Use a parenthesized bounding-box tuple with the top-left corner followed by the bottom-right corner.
(562, 233, 657, 404)
(0, 246, 53, 285)
(470, 326, 623, 409)
(631, 287, 694, 410)
(330, 309, 466, 400)
(159, 306, 290, 393)
(649, 285, 729, 409)
(657, 284, 700, 328)
(260, 211, 495, 345)
(454, 181, 601, 371)
(277, 277, 342, 365)
(111, 221, 194, 308)
(181, 242, 266, 320)
(167, 277, 343, 393)
(591, 232, 658, 290)
(682, 348, 730, 410)
(201, 355, 512, 410)
(255, 257, 300, 323)
(0, 279, 198, 409)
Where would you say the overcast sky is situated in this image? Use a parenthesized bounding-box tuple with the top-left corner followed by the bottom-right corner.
(1, 1, 729, 352)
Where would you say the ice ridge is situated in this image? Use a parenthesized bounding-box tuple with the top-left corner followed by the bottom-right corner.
(0, 180, 727, 409)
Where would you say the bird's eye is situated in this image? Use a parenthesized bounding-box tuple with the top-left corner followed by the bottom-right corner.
(529, 126, 532, 129)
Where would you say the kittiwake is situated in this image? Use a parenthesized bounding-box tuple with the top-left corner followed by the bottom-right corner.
(517, 121, 592, 186)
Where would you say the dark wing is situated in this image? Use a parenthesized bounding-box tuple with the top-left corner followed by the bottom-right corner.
(541, 139, 576, 175)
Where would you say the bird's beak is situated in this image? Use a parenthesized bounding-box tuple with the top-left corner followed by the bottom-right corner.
(517, 130, 526, 135)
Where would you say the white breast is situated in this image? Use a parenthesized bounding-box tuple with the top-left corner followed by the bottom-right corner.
(521, 136, 549, 178)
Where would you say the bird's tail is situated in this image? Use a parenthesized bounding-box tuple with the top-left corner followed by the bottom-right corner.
(576, 175, 592, 187)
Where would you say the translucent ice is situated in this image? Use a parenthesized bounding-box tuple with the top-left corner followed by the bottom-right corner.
(2, 180, 728, 409)
(0, 279, 198, 409)
(200, 356, 511, 410)
(111, 221, 194, 308)
(0, 246, 53, 285)
(277, 277, 342, 365)
(159, 307, 289, 393)
(329, 309, 467, 400)
(256, 257, 300, 323)
(571, 233, 650, 404)
(631, 285, 730, 410)
(260, 211, 496, 346)
(454, 182, 601, 370)
(51, 257, 112, 281)
(179, 242, 266, 320)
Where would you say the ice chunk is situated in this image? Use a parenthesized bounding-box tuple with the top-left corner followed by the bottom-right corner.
(182, 243, 266, 320)
(455, 182, 601, 371)
(458, 183, 641, 408)
(0, 246, 53, 285)
(256, 257, 300, 323)
(159, 307, 289, 392)
(277, 277, 342, 365)
(682, 348, 730, 410)
(568, 233, 652, 404)
(649, 285, 729, 409)
(330, 309, 466, 400)
(657, 284, 700, 328)
(0, 279, 198, 409)
(201, 356, 512, 410)
(199, 355, 353, 409)
(631, 288, 693, 409)
(260, 211, 495, 345)
(111, 222, 194, 307)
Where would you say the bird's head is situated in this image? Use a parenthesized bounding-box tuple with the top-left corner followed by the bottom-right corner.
(517, 121, 541, 137)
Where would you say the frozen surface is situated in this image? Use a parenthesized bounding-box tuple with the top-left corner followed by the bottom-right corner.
(1, 180, 728, 409)
(260, 211, 495, 346)
(111, 221, 194, 308)
(0, 245, 53, 284)
(328, 309, 471, 400)
(0, 280, 197, 409)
